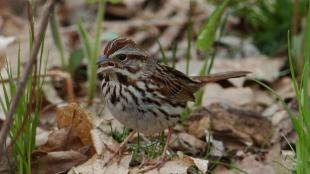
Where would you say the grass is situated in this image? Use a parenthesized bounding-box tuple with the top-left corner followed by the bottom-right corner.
(194, 0, 230, 107)
(225, 0, 308, 55)
(250, 4, 310, 171)
(0, 46, 46, 173)
(77, 0, 105, 104)
(185, 0, 193, 75)
(49, 11, 86, 73)
(110, 125, 129, 143)
(129, 136, 165, 161)
(49, 13, 66, 69)
(287, 3, 310, 172)
(110, 127, 165, 162)
(0, 2, 47, 173)
(207, 160, 249, 174)
(181, 0, 231, 121)
(156, 37, 168, 65)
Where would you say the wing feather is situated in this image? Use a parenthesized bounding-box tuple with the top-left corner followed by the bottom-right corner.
(147, 64, 198, 102)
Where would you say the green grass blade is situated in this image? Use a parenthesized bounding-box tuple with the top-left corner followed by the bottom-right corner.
(186, 0, 193, 75)
(77, 18, 93, 60)
(0, 74, 8, 113)
(49, 14, 66, 69)
(17, 43, 21, 79)
(89, 0, 105, 103)
(301, 2, 310, 130)
(156, 38, 168, 65)
(196, 0, 230, 53)
(250, 78, 294, 119)
(68, 48, 84, 73)
(171, 43, 178, 69)
(93, 0, 105, 58)
(287, 31, 301, 102)
(77, 18, 94, 102)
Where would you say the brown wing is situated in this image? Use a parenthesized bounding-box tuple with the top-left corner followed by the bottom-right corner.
(148, 64, 199, 102)
(147, 64, 249, 102)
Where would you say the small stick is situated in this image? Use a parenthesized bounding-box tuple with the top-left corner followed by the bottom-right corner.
(0, 0, 57, 156)
(103, 130, 137, 167)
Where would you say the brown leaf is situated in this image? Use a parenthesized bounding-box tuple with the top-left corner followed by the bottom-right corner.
(188, 104, 273, 146)
(32, 150, 88, 174)
(171, 132, 207, 156)
(37, 128, 84, 152)
(203, 83, 254, 106)
(0, 152, 13, 174)
(273, 77, 295, 100)
(133, 155, 209, 174)
(134, 156, 194, 174)
(210, 103, 273, 146)
(187, 107, 211, 138)
(35, 128, 50, 147)
(90, 127, 119, 155)
(68, 153, 132, 174)
(236, 155, 275, 174)
(56, 103, 95, 147)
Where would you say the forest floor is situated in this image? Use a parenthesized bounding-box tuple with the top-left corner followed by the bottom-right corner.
(0, 0, 307, 173)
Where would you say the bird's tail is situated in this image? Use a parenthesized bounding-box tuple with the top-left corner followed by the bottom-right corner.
(191, 71, 250, 84)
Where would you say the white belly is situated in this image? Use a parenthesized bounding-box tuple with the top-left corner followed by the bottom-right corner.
(102, 81, 184, 135)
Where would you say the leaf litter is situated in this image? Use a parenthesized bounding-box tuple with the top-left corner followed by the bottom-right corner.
(0, 0, 303, 173)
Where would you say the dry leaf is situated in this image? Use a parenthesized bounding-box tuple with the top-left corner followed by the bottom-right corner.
(32, 150, 88, 174)
(90, 127, 119, 155)
(134, 155, 209, 174)
(134, 156, 194, 174)
(103, 153, 133, 174)
(0, 35, 15, 50)
(236, 155, 274, 174)
(273, 77, 295, 100)
(0, 151, 13, 173)
(35, 128, 51, 147)
(42, 81, 65, 105)
(209, 139, 225, 157)
(209, 103, 273, 145)
(187, 107, 211, 138)
(189, 156, 209, 174)
(203, 83, 254, 106)
(68, 153, 132, 174)
(56, 103, 96, 146)
(188, 104, 272, 146)
(171, 132, 207, 156)
(37, 128, 84, 152)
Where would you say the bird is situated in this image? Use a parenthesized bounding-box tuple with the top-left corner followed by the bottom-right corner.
(96, 38, 249, 172)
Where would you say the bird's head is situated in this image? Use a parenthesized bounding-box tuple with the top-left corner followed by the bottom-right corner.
(97, 38, 152, 79)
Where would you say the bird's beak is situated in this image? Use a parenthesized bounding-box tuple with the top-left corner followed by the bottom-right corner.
(97, 55, 115, 74)
(96, 55, 108, 65)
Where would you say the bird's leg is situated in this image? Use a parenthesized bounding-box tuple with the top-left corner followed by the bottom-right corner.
(139, 128, 173, 173)
(104, 130, 136, 167)
(161, 127, 172, 158)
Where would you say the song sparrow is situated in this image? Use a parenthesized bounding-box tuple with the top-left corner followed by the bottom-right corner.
(97, 38, 248, 171)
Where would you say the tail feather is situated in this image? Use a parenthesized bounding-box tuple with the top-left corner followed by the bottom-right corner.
(191, 71, 250, 83)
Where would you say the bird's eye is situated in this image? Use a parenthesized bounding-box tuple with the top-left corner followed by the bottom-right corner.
(118, 54, 127, 61)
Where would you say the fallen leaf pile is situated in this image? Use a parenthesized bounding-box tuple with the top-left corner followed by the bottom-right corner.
(0, 0, 304, 173)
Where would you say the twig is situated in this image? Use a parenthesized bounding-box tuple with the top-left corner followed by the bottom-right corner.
(0, 0, 57, 156)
